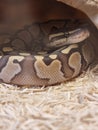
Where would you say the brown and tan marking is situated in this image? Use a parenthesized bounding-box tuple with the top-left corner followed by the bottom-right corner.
(0, 20, 95, 86)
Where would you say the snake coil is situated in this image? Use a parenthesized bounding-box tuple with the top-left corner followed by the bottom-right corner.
(0, 20, 95, 86)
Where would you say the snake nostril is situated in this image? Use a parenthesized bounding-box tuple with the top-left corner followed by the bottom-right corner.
(64, 32, 69, 38)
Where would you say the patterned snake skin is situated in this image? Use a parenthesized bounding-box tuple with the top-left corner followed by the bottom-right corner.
(0, 19, 95, 86)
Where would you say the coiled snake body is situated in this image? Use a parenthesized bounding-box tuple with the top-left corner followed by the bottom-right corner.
(0, 20, 95, 86)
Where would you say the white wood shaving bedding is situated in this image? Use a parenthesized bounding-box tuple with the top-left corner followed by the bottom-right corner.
(0, 65, 98, 130)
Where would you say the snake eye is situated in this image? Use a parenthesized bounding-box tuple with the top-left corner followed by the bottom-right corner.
(50, 26, 58, 33)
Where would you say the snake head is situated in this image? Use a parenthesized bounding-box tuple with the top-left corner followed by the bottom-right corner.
(47, 27, 90, 48)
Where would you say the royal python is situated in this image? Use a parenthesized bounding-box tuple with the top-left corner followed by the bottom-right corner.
(0, 19, 95, 86)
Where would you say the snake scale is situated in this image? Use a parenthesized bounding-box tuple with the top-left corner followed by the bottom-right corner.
(0, 19, 95, 86)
